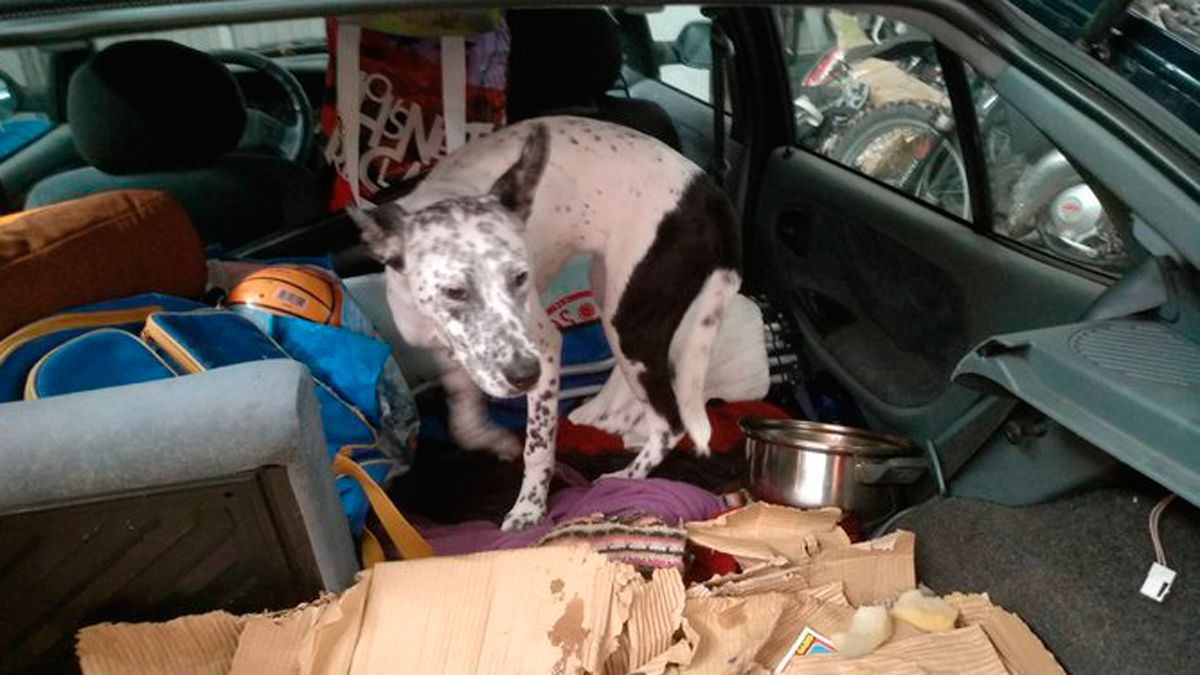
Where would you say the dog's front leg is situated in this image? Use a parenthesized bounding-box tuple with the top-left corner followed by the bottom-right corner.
(436, 351, 523, 460)
(501, 309, 562, 531)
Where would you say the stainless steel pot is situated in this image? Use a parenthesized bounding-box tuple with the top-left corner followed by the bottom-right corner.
(741, 418, 926, 523)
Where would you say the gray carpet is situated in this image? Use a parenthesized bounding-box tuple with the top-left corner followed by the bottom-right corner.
(895, 488, 1200, 674)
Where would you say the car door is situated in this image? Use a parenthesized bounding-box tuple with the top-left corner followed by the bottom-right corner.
(743, 7, 1152, 501)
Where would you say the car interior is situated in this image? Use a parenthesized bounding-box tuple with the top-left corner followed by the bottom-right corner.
(0, 2, 1196, 673)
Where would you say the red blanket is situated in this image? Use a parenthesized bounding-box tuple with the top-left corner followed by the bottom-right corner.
(556, 400, 793, 456)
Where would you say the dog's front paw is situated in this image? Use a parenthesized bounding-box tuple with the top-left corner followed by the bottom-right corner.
(453, 423, 522, 461)
(490, 433, 523, 461)
(501, 501, 546, 531)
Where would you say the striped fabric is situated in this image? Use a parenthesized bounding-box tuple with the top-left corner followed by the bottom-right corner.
(535, 515, 688, 572)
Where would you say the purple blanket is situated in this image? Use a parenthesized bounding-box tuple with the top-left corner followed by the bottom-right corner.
(416, 476, 724, 556)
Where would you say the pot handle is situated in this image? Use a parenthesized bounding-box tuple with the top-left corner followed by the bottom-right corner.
(854, 456, 927, 485)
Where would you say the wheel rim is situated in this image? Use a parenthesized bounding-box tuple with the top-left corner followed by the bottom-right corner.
(839, 116, 970, 220)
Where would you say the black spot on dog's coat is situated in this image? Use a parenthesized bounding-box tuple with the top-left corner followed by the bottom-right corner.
(611, 174, 740, 433)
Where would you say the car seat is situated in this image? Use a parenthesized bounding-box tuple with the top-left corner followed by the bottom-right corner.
(506, 9, 683, 151)
(25, 40, 322, 249)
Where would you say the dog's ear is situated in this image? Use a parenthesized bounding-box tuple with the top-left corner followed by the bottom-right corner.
(490, 123, 550, 224)
(347, 201, 406, 268)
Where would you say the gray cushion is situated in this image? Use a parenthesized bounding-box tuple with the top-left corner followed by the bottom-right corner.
(0, 359, 357, 590)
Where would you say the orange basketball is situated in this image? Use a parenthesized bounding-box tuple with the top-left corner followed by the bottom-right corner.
(226, 264, 343, 326)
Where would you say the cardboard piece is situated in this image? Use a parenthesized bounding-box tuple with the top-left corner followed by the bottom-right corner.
(783, 625, 1008, 675)
(946, 593, 1068, 675)
(686, 503, 849, 563)
(77, 611, 244, 675)
(77, 546, 691, 675)
(77, 503, 1061, 675)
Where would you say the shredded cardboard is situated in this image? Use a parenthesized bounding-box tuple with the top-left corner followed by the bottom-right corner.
(684, 593, 792, 674)
(76, 611, 244, 675)
(686, 503, 849, 563)
(606, 567, 689, 675)
(783, 625, 1009, 675)
(946, 593, 1067, 675)
(75, 503, 1062, 675)
(800, 531, 917, 606)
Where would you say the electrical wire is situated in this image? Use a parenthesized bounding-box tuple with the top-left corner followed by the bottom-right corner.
(1149, 493, 1177, 567)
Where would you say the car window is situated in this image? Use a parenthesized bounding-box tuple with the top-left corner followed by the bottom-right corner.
(775, 8, 1144, 273)
(643, 6, 713, 103)
(968, 71, 1145, 272)
(93, 18, 326, 53)
(775, 8, 967, 219)
(0, 47, 53, 161)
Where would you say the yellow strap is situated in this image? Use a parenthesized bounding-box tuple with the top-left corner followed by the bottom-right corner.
(360, 530, 387, 568)
(332, 452, 433, 563)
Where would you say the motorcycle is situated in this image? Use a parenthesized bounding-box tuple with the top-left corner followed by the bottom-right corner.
(828, 43, 1131, 270)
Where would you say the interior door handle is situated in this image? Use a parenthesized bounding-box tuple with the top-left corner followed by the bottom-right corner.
(793, 287, 855, 336)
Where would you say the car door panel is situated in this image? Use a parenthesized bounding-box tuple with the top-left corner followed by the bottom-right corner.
(749, 147, 1105, 441)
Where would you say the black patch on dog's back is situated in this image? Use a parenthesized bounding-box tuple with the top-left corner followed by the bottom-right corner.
(611, 173, 740, 433)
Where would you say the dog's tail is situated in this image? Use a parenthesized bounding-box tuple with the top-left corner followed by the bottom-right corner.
(670, 268, 741, 455)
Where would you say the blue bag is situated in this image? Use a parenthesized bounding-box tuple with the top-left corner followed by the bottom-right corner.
(0, 293, 204, 402)
(142, 309, 394, 535)
(24, 329, 176, 400)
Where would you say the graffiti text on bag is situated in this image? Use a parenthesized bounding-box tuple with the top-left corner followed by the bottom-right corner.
(328, 71, 497, 194)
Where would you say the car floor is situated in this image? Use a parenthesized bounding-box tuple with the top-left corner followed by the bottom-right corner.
(896, 485, 1200, 675)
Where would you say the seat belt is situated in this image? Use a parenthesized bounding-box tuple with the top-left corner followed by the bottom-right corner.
(709, 20, 734, 187)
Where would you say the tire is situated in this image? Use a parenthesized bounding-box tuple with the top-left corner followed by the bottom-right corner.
(831, 101, 970, 220)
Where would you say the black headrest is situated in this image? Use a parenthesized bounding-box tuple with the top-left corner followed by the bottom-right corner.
(68, 40, 246, 174)
(506, 9, 623, 120)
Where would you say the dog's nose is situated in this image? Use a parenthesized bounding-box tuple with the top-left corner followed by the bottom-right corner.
(503, 357, 541, 391)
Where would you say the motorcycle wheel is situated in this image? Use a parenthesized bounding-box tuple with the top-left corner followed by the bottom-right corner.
(831, 101, 970, 220)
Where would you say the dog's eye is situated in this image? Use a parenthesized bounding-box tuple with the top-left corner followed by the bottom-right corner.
(510, 271, 529, 289)
(442, 286, 469, 302)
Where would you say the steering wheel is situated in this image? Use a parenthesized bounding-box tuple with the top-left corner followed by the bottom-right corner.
(212, 49, 314, 164)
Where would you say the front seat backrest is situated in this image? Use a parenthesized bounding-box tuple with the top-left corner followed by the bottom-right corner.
(506, 9, 683, 151)
(26, 40, 321, 248)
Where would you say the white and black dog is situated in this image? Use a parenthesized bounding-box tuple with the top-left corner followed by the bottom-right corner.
(350, 116, 741, 530)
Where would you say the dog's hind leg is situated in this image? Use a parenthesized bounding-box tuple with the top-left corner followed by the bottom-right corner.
(501, 303, 563, 531)
(670, 268, 741, 456)
(599, 406, 679, 480)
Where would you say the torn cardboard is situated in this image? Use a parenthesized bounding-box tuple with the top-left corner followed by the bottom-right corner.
(78, 546, 690, 675)
(686, 503, 849, 563)
(946, 593, 1067, 675)
(781, 625, 1009, 675)
(77, 503, 1062, 675)
(76, 610, 244, 675)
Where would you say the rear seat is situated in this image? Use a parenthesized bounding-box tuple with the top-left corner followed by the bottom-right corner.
(0, 359, 358, 671)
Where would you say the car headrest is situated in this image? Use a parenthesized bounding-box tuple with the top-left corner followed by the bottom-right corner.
(506, 9, 623, 120)
(68, 40, 247, 174)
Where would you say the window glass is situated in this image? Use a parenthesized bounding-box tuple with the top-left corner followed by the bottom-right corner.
(969, 72, 1145, 272)
(644, 6, 713, 103)
(0, 47, 52, 161)
(93, 19, 326, 53)
(772, 8, 1144, 272)
(775, 8, 967, 218)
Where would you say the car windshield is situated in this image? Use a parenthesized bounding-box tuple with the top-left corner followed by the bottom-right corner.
(0, 18, 325, 161)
